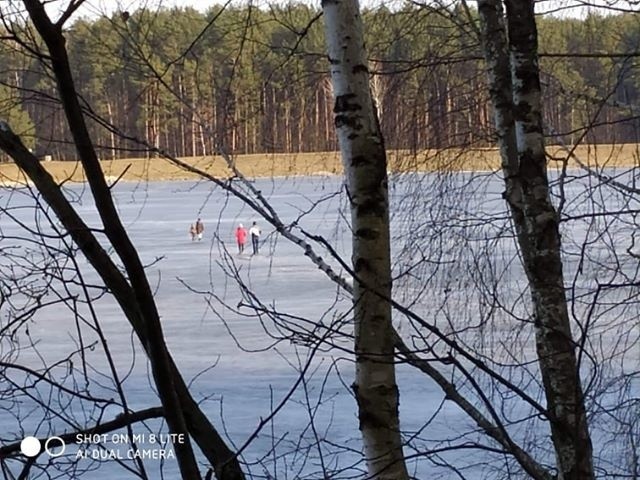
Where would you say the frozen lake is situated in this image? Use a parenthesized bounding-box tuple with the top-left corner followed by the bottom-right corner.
(0, 172, 638, 479)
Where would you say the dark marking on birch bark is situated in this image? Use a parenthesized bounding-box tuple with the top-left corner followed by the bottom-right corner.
(514, 100, 530, 119)
(357, 199, 386, 217)
(354, 257, 369, 272)
(352, 64, 368, 74)
(528, 256, 562, 284)
(334, 93, 361, 113)
(351, 155, 368, 167)
(355, 227, 379, 240)
(335, 115, 360, 130)
(523, 122, 543, 135)
(354, 384, 399, 429)
(518, 152, 546, 178)
(357, 408, 387, 429)
(513, 68, 541, 97)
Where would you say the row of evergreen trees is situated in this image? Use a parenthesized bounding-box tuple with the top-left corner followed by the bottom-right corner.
(1, 4, 639, 160)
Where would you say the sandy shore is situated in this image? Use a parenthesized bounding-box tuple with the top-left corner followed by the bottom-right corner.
(1, 144, 638, 185)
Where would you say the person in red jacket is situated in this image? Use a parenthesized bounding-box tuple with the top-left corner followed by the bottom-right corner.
(235, 223, 247, 254)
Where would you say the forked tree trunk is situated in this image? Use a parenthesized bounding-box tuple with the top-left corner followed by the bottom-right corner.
(322, 1, 409, 479)
(477, 1, 595, 479)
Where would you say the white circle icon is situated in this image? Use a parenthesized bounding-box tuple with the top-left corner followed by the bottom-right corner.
(20, 436, 41, 457)
(44, 437, 66, 458)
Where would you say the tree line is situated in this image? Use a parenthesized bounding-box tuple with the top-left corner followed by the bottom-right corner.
(1, 4, 640, 161)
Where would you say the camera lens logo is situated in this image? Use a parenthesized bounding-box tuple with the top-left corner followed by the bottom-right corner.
(45, 437, 65, 457)
(20, 436, 65, 458)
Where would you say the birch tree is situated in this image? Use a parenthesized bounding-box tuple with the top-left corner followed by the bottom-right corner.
(0, 1, 245, 479)
(322, 1, 409, 479)
(477, 1, 595, 478)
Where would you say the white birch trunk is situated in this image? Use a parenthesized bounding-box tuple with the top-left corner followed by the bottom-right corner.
(322, 2, 409, 479)
(478, 1, 595, 479)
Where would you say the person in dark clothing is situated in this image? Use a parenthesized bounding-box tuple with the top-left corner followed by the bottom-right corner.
(249, 221, 261, 254)
(195, 218, 204, 241)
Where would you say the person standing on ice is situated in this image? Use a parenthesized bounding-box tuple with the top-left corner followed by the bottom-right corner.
(195, 218, 204, 241)
(189, 223, 196, 241)
(235, 223, 247, 254)
(249, 221, 261, 255)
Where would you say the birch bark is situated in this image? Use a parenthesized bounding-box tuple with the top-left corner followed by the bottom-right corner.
(478, 1, 595, 478)
(322, 1, 409, 479)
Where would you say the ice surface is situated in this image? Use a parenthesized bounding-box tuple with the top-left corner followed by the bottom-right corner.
(0, 172, 638, 479)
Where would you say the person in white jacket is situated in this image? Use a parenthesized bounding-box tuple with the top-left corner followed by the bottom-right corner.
(249, 221, 261, 255)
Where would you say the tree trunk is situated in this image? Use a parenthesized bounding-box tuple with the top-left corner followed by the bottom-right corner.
(106, 99, 116, 160)
(272, 87, 277, 150)
(200, 121, 207, 156)
(477, 2, 595, 479)
(322, 1, 409, 479)
(323, 78, 332, 150)
(314, 86, 320, 151)
(17, 3, 245, 479)
(297, 95, 305, 153)
(179, 74, 186, 157)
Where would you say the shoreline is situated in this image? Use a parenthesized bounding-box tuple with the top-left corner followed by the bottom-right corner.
(1, 144, 639, 185)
